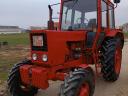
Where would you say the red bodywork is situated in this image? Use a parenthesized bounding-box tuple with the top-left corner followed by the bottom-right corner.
(20, 0, 124, 90)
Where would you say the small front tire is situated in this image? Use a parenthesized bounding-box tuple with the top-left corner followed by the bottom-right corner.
(7, 60, 38, 96)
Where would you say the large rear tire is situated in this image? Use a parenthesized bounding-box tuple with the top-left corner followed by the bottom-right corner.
(59, 68, 95, 96)
(101, 37, 123, 81)
(7, 59, 38, 96)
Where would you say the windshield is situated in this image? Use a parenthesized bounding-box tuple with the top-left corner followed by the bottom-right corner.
(61, 0, 97, 31)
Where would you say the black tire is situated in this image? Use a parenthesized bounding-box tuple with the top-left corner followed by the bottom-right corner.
(7, 59, 38, 96)
(59, 68, 95, 96)
(101, 37, 123, 81)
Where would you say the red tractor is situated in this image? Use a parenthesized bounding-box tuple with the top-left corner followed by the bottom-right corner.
(8, 0, 124, 96)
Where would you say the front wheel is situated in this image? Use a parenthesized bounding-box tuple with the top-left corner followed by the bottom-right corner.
(7, 60, 38, 96)
(59, 68, 95, 96)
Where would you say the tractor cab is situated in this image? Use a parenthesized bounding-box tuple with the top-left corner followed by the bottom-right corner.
(61, 0, 97, 32)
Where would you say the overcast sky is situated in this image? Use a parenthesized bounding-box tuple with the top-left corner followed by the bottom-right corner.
(0, 0, 128, 28)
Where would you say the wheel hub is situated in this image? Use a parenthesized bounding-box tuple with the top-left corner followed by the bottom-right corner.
(79, 83, 90, 96)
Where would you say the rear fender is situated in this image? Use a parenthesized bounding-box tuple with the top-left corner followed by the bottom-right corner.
(106, 29, 124, 48)
(106, 29, 123, 37)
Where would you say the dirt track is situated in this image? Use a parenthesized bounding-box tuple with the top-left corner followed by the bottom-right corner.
(36, 41, 128, 96)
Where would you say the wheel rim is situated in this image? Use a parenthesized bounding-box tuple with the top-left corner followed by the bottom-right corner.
(115, 47, 122, 75)
(79, 83, 90, 96)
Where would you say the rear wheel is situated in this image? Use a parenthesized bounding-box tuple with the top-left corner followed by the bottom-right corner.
(7, 59, 38, 96)
(59, 68, 95, 96)
(101, 37, 123, 81)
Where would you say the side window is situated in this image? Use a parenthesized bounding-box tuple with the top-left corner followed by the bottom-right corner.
(109, 5, 115, 28)
(85, 11, 97, 28)
(101, 0, 107, 28)
(62, 7, 72, 30)
(74, 11, 82, 24)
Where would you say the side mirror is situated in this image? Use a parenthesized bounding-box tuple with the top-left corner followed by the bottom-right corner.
(113, 0, 121, 3)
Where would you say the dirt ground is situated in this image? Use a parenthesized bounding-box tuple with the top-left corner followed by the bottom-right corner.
(36, 41, 128, 96)
(0, 45, 30, 96)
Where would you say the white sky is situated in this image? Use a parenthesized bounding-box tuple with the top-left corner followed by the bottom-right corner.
(115, 0, 128, 26)
(0, 0, 127, 28)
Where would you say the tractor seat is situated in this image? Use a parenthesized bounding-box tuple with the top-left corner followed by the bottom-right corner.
(86, 32, 105, 48)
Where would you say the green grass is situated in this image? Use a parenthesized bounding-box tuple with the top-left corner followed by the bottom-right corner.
(0, 57, 21, 81)
(0, 52, 26, 82)
(0, 33, 30, 83)
(0, 73, 8, 81)
(0, 33, 30, 46)
(124, 32, 128, 36)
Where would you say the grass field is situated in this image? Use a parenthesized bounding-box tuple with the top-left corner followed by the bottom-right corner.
(0, 33, 30, 46)
(124, 32, 128, 38)
(0, 33, 30, 83)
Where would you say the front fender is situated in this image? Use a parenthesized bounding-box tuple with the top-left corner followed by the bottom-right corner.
(79, 64, 93, 71)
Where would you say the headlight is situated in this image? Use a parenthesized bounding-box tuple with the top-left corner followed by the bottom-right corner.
(32, 54, 37, 60)
(42, 54, 48, 62)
